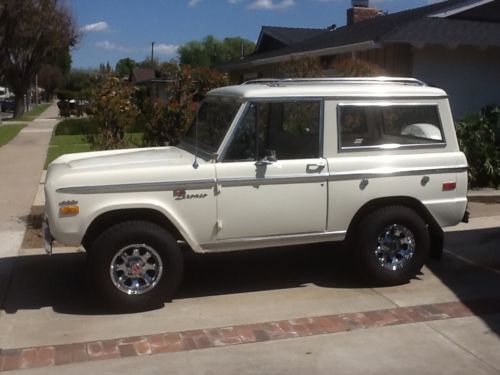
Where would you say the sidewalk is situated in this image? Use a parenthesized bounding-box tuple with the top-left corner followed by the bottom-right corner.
(0, 103, 60, 307)
(0, 103, 59, 258)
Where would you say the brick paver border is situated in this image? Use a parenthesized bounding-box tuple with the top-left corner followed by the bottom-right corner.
(1, 298, 499, 372)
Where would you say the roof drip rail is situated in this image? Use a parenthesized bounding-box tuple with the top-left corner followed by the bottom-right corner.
(242, 78, 280, 85)
(242, 77, 426, 87)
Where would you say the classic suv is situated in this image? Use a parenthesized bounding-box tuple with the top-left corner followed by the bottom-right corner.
(44, 77, 468, 310)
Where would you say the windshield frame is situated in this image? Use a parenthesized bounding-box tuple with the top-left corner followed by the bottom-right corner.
(179, 97, 244, 161)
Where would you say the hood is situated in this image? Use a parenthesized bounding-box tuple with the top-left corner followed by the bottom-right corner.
(53, 146, 200, 171)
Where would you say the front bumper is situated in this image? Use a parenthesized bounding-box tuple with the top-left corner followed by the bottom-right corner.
(42, 216, 53, 255)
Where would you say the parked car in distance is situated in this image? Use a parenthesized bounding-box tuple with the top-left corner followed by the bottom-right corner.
(43, 77, 469, 311)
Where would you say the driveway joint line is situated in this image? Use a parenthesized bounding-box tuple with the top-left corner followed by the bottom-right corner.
(443, 249, 500, 277)
(424, 321, 500, 373)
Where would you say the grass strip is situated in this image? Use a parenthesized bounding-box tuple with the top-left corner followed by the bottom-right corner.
(0, 124, 26, 146)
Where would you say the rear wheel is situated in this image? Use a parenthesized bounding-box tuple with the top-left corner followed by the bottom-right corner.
(355, 206, 430, 285)
(89, 220, 183, 312)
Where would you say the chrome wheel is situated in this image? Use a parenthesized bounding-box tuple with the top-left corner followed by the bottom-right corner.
(374, 224, 416, 271)
(110, 244, 163, 295)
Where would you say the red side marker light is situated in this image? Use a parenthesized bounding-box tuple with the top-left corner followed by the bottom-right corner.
(442, 182, 456, 191)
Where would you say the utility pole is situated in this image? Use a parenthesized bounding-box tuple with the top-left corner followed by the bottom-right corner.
(151, 42, 155, 62)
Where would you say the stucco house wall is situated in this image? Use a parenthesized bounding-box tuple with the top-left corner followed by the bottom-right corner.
(412, 45, 500, 117)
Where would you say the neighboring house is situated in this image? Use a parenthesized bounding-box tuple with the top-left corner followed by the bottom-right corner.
(129, 68, 173, 104)
(219, 0, 500, 117)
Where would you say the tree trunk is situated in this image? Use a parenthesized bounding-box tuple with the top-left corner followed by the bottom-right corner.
(14, 92, 26, 118)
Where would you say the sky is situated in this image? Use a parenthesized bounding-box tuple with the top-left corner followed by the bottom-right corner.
(69, 0, 443, 69)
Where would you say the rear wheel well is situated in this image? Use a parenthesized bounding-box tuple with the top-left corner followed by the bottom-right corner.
(82, 209, 185, 252)
(345, 197, 443, 259)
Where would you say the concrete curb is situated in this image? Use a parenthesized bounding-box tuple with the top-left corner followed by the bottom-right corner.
(467, 188, 500, 203)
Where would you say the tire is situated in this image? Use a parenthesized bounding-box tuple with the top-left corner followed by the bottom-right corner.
(355, 206, 430, 286)
(88, 220, 183, 312)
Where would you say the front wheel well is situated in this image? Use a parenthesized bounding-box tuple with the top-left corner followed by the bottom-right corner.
(82, 208, 185, 252)
(345, 197, 443, 259)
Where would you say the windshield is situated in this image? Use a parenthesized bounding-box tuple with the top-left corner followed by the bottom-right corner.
(183, 99, 241, 155)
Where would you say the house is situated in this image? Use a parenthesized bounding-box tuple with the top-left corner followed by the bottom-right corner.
(219, 0, 500, 117)
(129, 68, 174, 104)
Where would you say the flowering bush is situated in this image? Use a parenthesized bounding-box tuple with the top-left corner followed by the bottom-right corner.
(87, 74, 138, 150)
(141, 63, 227, 146)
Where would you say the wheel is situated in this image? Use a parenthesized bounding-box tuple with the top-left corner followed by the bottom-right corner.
(88, 221, 183, 312)
(355, 206, 430, 285)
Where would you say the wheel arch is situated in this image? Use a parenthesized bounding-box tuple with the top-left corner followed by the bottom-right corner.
(345, 196, 443, 259)
(82, 208, 190, 253)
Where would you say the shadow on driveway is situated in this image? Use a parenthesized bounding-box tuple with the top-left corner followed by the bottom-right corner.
(0, 243, 367, 315)
(0, 227, 499, 336)
(427, 226, 500, 336)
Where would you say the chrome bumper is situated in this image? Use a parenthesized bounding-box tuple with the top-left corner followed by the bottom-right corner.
(42, 217, 53, 255)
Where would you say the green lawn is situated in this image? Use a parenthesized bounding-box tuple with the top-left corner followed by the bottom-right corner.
(2, 103, 52, 123)
(45, 121, 144, 168)
(0, 124, 26, 146)
(18, 103, 51, 121)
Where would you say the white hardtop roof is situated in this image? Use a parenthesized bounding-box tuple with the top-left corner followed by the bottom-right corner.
(208, 77, 447, 100)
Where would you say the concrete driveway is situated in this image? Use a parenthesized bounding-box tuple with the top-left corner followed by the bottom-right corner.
(0, 210, 499, 373)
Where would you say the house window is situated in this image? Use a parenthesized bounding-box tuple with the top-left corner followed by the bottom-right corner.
(338, 104, 444, 150)
(224, 101, 321, 161)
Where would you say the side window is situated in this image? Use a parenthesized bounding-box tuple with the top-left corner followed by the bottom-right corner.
(224, 101, 321, 162)
(338, 105, 444, 150)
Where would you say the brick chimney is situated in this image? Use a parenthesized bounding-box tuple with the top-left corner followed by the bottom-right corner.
(347, 0, 382, 26)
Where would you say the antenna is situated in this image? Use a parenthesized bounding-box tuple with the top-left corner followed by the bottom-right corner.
(192, 112, 199, 169)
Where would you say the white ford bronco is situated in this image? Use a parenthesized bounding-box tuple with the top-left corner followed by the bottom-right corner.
(44, 77, 469, 310)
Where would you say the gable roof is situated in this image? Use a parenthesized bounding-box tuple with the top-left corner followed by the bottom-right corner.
(255, 26, 327, 53)
(219, 0, 500, 71)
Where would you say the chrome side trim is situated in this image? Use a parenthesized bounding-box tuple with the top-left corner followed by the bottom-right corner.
(201, 230, 347, 252)
(56, 179, 216, 194)
(339, 143, 447, 152)
(218, 173, 329, 187)
(57, 165, 467, 194)
(330, 165, 468, 182)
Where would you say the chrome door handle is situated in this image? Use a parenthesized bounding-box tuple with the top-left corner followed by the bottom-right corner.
(307, 160, 326, 168)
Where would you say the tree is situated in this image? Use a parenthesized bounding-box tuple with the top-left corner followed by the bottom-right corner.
(38, 64, 64, 100)
(0, 0, 78, 117)
(38, 47, 72, 100)
(179, 35, 255, 67)
(115, 58, 137, 78)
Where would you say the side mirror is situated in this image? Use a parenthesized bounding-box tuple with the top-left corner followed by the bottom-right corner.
(255, 150, 277, 166)
(266, 149, 277, 162)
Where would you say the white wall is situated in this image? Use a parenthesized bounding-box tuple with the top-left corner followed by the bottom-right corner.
(412, 45, 500, 118)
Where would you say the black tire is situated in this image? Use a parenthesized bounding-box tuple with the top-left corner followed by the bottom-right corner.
(88, 220, 183, 312)
(355, 206, 430, 286)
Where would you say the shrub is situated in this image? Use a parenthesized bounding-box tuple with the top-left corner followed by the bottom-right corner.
(456, 105, 500, 188)
(330, 59, 386, 77)
(87, 74, 139, 150)
(54, 118, 99, 135)
(278, 57, 324, 78)
(140, 63, 227, 147)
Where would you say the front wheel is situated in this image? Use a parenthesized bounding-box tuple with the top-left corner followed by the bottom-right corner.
(88, 221, 183, 312)
(355, 206, 430, 285)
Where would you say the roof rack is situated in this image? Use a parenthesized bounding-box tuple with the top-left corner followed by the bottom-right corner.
(242, 77, 426, 87)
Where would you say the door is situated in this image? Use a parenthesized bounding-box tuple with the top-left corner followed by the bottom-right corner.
(215, 100, 328, 240)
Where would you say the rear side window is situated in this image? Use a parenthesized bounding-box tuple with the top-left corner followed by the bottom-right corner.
(338, 104, 444, 150)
